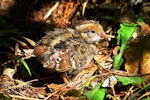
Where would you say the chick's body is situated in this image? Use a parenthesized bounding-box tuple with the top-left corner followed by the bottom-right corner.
(34, 21, 104, 78)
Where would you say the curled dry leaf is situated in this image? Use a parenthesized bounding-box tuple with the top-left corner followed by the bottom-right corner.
(124, 35, 150, 82)
(70, 61, 98, 89)
(138, 22, 150, 36)
(113, 46, 120, 56)
(2, 68, 16, 79)
(94, 54, 112, 69)
(47, 83, 68, 95)
(140, 50, 150, 83)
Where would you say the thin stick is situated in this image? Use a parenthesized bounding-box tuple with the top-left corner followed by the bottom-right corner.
(43, 2, 59, 20)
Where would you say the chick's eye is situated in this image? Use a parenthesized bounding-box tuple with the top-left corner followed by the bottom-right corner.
(81, 32, 87, 36)
(90, 30, 95, 33)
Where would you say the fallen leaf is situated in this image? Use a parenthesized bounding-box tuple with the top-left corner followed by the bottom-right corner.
(141, 49, 150, 83)
(116, 76, 145, 85)
(85, 83, 106, 100)
(124, 35, 150, 82)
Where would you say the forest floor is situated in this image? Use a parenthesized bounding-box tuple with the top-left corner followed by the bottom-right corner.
(0, 0, 150, 100)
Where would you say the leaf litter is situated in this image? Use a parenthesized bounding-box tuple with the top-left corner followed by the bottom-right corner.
(0, 0, 150, 100)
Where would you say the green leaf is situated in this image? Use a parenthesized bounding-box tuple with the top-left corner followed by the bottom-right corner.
(0, 94, 11, 100)
(141, 98, 150, 100)
(113, 22, 139, 70)
(0, 29, 19, 35)
(119, 23, 138, 43)
(65, 89, 81, 97)
(84, 75, 97, 87)
(0, 51, 32, 76)
(85, 83, 106, 100)
(137, 17, 144, 23)
(91, 88, 106, 100)
(8, 53, 32, 76)
(113, 55, 124, 70)
(117, 76, 145, 85)
(18, 57, 32, 76)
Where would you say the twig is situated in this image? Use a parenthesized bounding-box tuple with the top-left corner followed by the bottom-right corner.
(137, 91, 150, 100)
(9, 94, 41, 100)
(0, 79, 38, 92)
(44, 84, 67, 100)
(43, 1, 59, 20)
(82, 0, 89, 17)
(22, 36, 36, 46)
(111, 86, 117, 100)
(123, 86, 134, 100)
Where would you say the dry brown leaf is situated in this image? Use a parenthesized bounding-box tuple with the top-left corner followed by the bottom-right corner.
(94, 54, 110, 68)
(138, 23, 150, 36)
(71, 61, 98, 89)
(140, 49, 150, 82)
(124, 35, 150, 82)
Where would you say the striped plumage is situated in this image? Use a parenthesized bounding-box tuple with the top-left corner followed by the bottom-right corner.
(34, 20, 104, 78)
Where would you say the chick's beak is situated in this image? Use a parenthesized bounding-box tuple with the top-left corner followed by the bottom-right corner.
(101, 32, 108, 39)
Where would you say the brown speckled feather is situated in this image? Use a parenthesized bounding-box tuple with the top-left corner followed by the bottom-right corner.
(34, 20, 104, 78)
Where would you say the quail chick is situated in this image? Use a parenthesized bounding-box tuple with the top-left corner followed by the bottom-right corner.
(34, 20, 105, 83)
